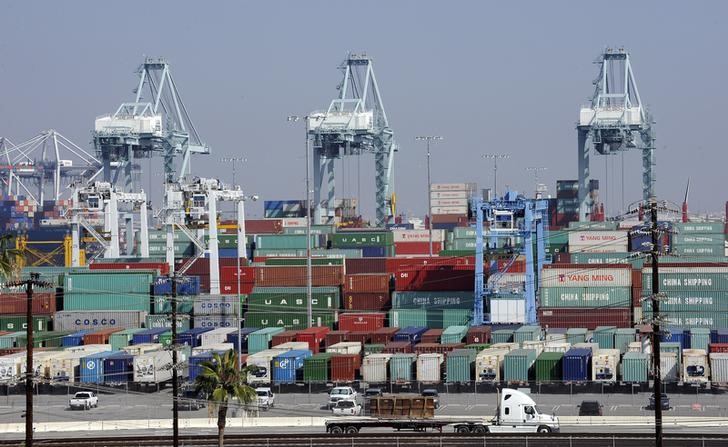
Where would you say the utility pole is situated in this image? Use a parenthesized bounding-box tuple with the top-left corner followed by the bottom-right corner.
(482, 154, 509, 198)
(415, 136, 443, 257)
(649, 199, 663, 447)
(6, 273, 52, 447)
(171, 273, 179, 447)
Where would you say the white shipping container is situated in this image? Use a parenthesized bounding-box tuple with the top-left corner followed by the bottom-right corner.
(431, 198, 469, 208)
(568, 244, 629, 254)
(683, 349, 710, 384)
(362, 353, 392, 383)
(489, 343, 520, 352)
(193, 295, 240, 316)
(521, 341, 544, 355)
(192, 343, 234, 355)
(661, 353, 679, 381)
(326, 342, 362, 355)
(271, 342, 310, 351)
(200, 328, 237, 346)
(54, 310, 148, 331)
(490, 299, 525, 323)
(392, 229, 446, 243)
(475, 348, 508, 382)
(430, 206, 468, 215)
(568, 231, 629, 247)
(591, 349, 620, 382)
(488, 273, 526, 291)
(0, 352, 25, 382)
(194, 315, 238, 328)
(281, 218, 308, 227)
(134, 350, 174, 383)
(246, 349, 287, 384)
(416, 353, 444, 383)
(121, 343, 163, 357)
(544, 342, 571, 353)
(430, 190, 469, 200)
(540, 267, 631, 288)
(430, 183, 476, 192)
(709, 353, 728, 383)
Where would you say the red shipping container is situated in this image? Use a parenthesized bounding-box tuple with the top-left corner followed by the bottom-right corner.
(538, 308, 631, 330)
(394, 242, 443, 255)
(709, 344, 728, 353)
(371, 327, 400, 344)
(345, 258, 387, 274)
(175, 257, 248, 274)
(271, 330, 299, 346)
(631, 269, 643, 288)
(552, 253, 571, 264)
(497, 258, 526, 273)
(325, 330, 350, 347)
(83, 328, 123, 345)
(90, 261, 170, 276)
(382, 341, 413, 354)
(386, 256, 475, 273)
(255, 266, 345, 287)
(632, 287, 643, 307)
(421, 329, 443, 344)
(344, 274, 391, 293)
(466, 326, 492, 344)
(338, 313, 385, 332)
(394, 265, 475, 291)
(0, 292, 56, 315)
(220, 281, 254, 295)
(244, 219, 283, 234)
(342, 293, 391, 311)
(346, 331, 371, 344)
(431, 214, 463, 224)
(297, 326, 330, 353)
(220, 266, 256, 284)
(330, 354, 360, 382)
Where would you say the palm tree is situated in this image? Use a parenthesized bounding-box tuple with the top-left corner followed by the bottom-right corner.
(195, 349, 257, 447)
(0, 234, 21, 281)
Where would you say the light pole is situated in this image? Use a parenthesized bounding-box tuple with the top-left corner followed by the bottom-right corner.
(220, 156, 252, 362)
(526, 166, 547, 198)
(482, 154, 510, 198)
(287, 115, 313, 326)
(415, 136, 443, 257)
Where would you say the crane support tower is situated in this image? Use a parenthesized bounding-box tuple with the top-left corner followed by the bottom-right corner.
(0, 130, 102, 205)
(472, 191, 548, 325)
(308, 53, 398, 227)
(577, 48, 655, 221)
(94, 57, 210, 192)
(69, 181, 149, 266)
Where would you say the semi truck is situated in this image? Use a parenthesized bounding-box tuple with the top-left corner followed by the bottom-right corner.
(325, 388, 559, 434)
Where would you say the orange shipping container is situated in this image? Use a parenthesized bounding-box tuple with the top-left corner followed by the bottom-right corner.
(255, 266, 345, 287)
(83, 328, 123, 345)
(343, 274, 391, 294)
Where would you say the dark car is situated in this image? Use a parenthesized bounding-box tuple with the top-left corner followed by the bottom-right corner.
(578, 400, 602, 416)
(178, 389, 206, 411)
(421, 388, 440, 409)
(364, 388, 383, 398)
(647, 393, 670, 411)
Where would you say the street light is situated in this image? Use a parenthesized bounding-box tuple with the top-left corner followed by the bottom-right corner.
(287, 115, 313, 327)
(525, 166, 547, 198)
(482, 154, 510, 198)
(415, 136, 444, 257)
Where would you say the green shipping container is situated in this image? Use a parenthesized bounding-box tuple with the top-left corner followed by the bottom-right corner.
(247, 327, 285, 354)
(254, 249, 306, 257)
(159, 331, 173, 347)
(303, 353, 334, 382)
(453, 227, 477, 239)
(445, 349, 476, 382)
(145, 315, 191, 332)
(283, 225, 336, 235)
(673, 222, 724, 234)
(254, 234, 319, 250)
(621, 352, 648, 382)
(330, 232, 394, 247)
(264, 258, 344, 266)
(593, 326, 616, 349)
(568, 252, 644, 268)
(153, 296, 194, 314)
(0, 331, 25, 348)
(0, 315, 51, 332)
(148, 230, 194, 242)
(364, 344, 385, 355)
(16, 331, 73, 348)
(310, 249, 364, 258)
(548, 231, 569, 246)
(441, 326, 469, 344)
(643, 272, 728, 292)
(243, 311, 337, 331)
(503, 349, 537, 381)
(389, 353, 416, 382)
(672, 245, 725, 256)
(673, 233, 725, 245)
(514, 326, 542, 343)
(437, 309, 472, 329)
(389, 309, 427, 328)
(391, 292, 474, 310)
(145, 242, 195, 256)
(535, 351, 564, 382)
(642, 310, 728, 329)
(20, 266, 90, 287)
(63, 271, 154, 311)
(689, 328, 711, 351)
(540, 287, 631, 308)
(614, 329, 636, 353)
(567, 221, 618, 231)
(642, 292, 728, 312)
(110, 328, 145, 351)
(491, 329, 514, 344)
(566, 328, 588, 345)
(247, 287, 340, 311)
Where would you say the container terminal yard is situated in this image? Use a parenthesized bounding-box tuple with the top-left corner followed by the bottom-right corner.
(2, 3, 728, 446)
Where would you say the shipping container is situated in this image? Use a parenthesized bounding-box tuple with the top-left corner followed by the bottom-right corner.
(503, 349, 537, 382)
(445, 349, 476, 383)
(514, 326, 541, 344)
(371, 327, 400, 344)
(567, 231, 629, 252)
(661, 352, 679, 382)
(109, 328, 144, 351)
(326, 342, 362, 356)
(490, 298, 525, 324)
(345, 258, 388, 274)
(0, 331, 24, 349)
(344, 274, 391, 294)
(342, 292, 390, 311)
(421, 329, 443, 344)
(391, 291, 473, 310)
(177, 328, 214, 348)
(330, 354, 360, 382)
(544, 342, 572, 353)
(49, 345, 111, 381)
(364, 344, 385, 355)
(440, 326, 468, 344)
(346, 331, 371, 345)
(244, 311, 336, 330)
(389, 309, 427, 328)
(59, 330, 90, 347)
(491, 329, 515, 344)
(338, 313, 386, 332)
(466, 326, 491, 344)
(389, 353, 416, 382)
(0, 292, 56, 315)
(540, 265, 632, 288)
(712, 329, 728, 344)
(82, 328, 123, 345)
(416, 353, 444, 383)
(562, 348, 592, 381)
(538, 308, 631, 330)
(324, 331, 350, 347)
(194, 314, 239, 329)
(621, 352, 648, 382)
(54, 311, 147, 332)
(710, 343, 728, 353)
(193, 295, 240, 316)
(104, 353, 134, 384)
(271, 330, 300, 346)
(641, 266, 728, 292)
(272, 349, 312, 384)
(270, 341, 310, 352)
(134, 328, 169, 345)
(414, 343, 465, 355)
(683, 349, 710, 383)
(63, 271, 154, 311)
(303, 352, 333, 382)
(247, 287, 340, 311)
(297, 326, 330, 353)
(362, 353, 392, 383)
(245, 348, 287, 384)
(614, 329, 636, 354)
(145, 314, 191, 332)
(79, 351, 120, 384)
(690, 328, 711, 351)
(709, 353, 728, 383)
(200, 328, 237, 347)
(152, 276, 201, 296)
(188, 353, 214, 383)
(565, 328, 588, 345)
(0, 315, 51, 332)
(674, 222, 725, 234)
(383, 341, 414, 354)
(330, 232, 394, 247)
(394, 266, 475, 292)
(643, 309, 728, 329)
(593, 326, 616, 349)
(535, 351, 564, 382)
(540, 287, 631, 308)
(393, 327, 428, 345)
(255, 265, 345, 287)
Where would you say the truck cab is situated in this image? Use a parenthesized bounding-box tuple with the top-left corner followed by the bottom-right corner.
(489, 388, 559, 433)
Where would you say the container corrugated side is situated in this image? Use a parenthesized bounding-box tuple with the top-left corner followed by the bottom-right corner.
(243, 311, 337, 330)
(440, 326, 468, 344)
(535, 351, 563, 381)
(391, 291, 473, 310)
(513, 326, 542, 343)
(491, 330, 514, 344)
(362, 353, 392, 383)
(303, 353, 333, 382)
(593, 326, 616, 349)
(54, 311, 147, 331)
(247, 287, 340, 311)
(621, 352, 648, 382)
(445, 349, 476, 382)
(109, 328, 145, 350)
(540, 266, 631, 288)
(591, 349, 619, 382)
(503, 349, 537, 381)
(247, 328, 285, 354)
(388, 309, 427, 328)
(416, 353, 444, 383)
(661, 353, 679, 381)
(63, 271, 153, 311)
(562, 348, 592, 381)
(709, 353, 728, 383)
(540, 287, 631, 308)
(389, 353, 416, 382)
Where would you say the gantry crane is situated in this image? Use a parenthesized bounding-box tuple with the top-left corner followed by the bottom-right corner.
(308, 53, 398, 227)
(93, 57, 210, 192)
(577, 48, 655, 221)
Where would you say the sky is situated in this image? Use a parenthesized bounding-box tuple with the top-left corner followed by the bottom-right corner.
(1, 1, 727, 220)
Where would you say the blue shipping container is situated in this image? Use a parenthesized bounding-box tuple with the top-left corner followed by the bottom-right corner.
(432, 223, 458, 231)
(61, 330, 92, 347)
(104, 354, 134, 384)
(188, 353, 214, 383)
(362, 246, 388, 257)
(562, 348, 592, 381)
(226, 327, 259, 351)
(393, 326, 428, 345)
(272, 349, 312, 384)
(712, 329, 728, 344)
(177, 327, 213, 347)
(132, 328, 169, 345)
(80, 351, 120, 384)
(153, 276, 201, 296)
(660, 327, 690, 349)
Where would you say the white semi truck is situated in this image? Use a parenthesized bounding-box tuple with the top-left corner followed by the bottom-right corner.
(325, 388, 559, 434)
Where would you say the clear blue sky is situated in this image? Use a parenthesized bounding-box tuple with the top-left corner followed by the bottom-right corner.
(2, 1, 726, 219)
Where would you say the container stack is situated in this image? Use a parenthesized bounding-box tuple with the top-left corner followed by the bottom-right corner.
(671, 222, 726, 257)
(554, 180, 579, 227)
(330, 231, 394, 258)
(392, 229, 446, 256)
(429, 183, 475, 231)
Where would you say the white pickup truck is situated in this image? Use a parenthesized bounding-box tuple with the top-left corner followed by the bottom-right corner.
(69, 391, 98, 410)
